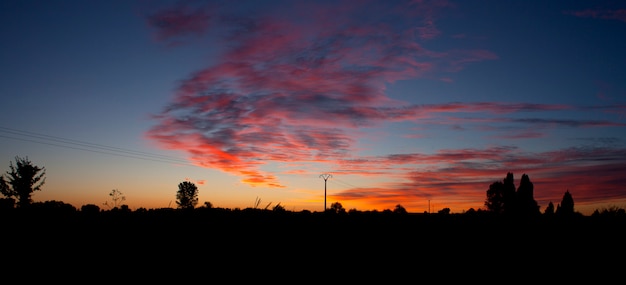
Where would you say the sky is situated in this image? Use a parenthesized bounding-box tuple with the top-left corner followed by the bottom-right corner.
(1, 0, 625, 215)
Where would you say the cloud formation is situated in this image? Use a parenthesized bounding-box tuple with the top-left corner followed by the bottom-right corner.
(144, 0, 626, 212)
(329, 145, 626, 211)
(145, 0, 488, 187)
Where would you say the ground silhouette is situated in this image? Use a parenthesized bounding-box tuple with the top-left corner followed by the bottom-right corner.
(1, 204, 624, 281)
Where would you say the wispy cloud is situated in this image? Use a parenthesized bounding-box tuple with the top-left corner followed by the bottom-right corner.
(565, 9, 626, 22)
(143, 1, 626, 212)
(145, 0, 499, 187)
(329, 145, 626, 212)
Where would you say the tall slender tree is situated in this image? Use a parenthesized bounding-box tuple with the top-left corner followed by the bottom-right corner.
(502, 172, 516, 214)
(0, 156, 46, 208)
(544, 201, 555, 215)
(485, 172, 540, 216)
(556, 190, 575, 216)
(516, 173, 540, 216)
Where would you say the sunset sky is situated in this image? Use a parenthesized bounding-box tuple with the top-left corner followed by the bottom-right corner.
(1, 0, 625, 215)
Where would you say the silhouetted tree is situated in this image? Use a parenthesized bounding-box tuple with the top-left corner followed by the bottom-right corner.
(81, 204, 101, 214)
(485, 181, 506, 213)
(0, 156, 46, 208)
(393, 204, 407, 214)
(485, 172, 540, 216)
(438, 207, 451, 215)
(516, 174, 540, 216)
(592, 205, 625, 217)
(118, 204, 131, 212)
(544, 201, 555, 215)
(176, 181, 198, 210)
(31, 200, 76, 213)
(555, 190, 574, 216)
(465, 208, 476, 214)
(502, 172, 516, 214)
(329, 202, 345, 214)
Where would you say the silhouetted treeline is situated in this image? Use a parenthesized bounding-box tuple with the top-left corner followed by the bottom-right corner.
(2, 199, 625, 280)
(2, 199, 625, 231)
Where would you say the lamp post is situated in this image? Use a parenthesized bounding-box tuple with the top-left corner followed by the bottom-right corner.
(319, 174, 332, 211)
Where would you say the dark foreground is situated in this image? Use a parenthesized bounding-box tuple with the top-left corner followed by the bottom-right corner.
(2, 208, 624, 280)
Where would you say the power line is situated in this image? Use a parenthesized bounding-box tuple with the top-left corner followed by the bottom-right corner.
(0, 126, 195, 166)
(330, 177, 360, 189)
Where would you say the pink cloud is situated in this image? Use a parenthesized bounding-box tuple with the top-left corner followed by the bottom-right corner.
(492, 131, 545, 139)
(330, 145, 626, 213)
(146, 0, 497, 187)
(144, 0, 625, 213)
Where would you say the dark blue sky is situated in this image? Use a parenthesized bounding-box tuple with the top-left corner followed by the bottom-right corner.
(1, 0, 625, 214)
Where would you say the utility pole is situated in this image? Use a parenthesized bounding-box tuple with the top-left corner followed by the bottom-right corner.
(320, 174, 332, 211)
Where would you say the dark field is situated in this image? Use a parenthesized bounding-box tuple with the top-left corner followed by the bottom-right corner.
(3, 208, 624, 281)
